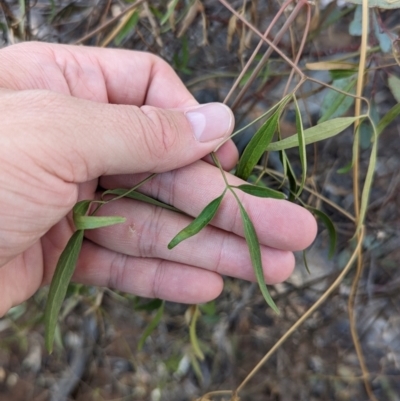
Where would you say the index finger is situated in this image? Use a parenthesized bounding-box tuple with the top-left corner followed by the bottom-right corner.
(0, 42, 198, 108)
(100, 161, 318, 251)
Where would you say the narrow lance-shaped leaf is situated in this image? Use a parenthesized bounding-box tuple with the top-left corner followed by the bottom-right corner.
(280, 151, 298, 201)
(267, 117, 360, 152)
(160, 0, 179, 25)
(73, 199, 125, 230)
(138, 301, 165, 351)
(318, 77, 356, 124)
(74, 215, 126, 230)
(168, 192, 225, 249)
(303, 250, 311, 274)
(293, 95, 307, 196)
(45, 230, 84, 353)
(376, 103, 400, 136)
(237, 200, 279, 313)
(236, 110, 280, 180)
(105, 188, 180, 213)
(358, 121, 378, 232)
(388, 75, 400, 103)
(308, 207, 337, 259)
(234, 184, 286, 199)
(73, 200, 91, 218)
(114, 10, 140, 46)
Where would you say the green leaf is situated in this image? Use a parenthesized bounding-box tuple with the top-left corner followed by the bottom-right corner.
(318, 77, 356, 123)
(73, 199, 125, 230)
(308, 208, 337, 259)
(377, 103, 400, 136)
(114, 10, 140, 45)
(349, 5, 363, 36)
(330, 69, 358, 80)
(160, 0, 179, 25)
(372, 12, 392, 52)
(73, 200, 91, 218)
(138, 301, 165, 351)
(267, 117, 360, 152)
(237, 201, 279, 313)
(303, 250, 311, 274)
(236, 110, 281, 180)
(74, 215, 126, 230)
(199, 300, 217, 316)
(337, 160, 353, 174)
(234, 184, 286, 199)
(388, 75, 400, 103)
(358, 122, 378, 232)
(105, 188, 180, 213)
(44, 230, 84, 353)
(293, 95, 307, 196)
(168, 193, 225, 249)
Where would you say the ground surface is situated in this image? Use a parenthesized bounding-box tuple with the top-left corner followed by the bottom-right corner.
(0, 1, 400, 400)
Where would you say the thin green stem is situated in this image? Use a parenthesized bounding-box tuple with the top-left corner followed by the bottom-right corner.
(101, 173, 156, 202)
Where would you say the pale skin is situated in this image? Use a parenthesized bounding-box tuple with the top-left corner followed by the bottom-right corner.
(0, 42, 317, 318)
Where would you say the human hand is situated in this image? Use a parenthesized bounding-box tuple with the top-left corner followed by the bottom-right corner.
(0, 42, 317, 317)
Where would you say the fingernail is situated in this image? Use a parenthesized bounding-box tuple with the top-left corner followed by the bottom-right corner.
(185, 103, 234, 142)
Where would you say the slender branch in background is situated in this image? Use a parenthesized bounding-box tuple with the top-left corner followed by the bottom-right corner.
(223, 0, 293, 106)
(235, 227, 365, 394)
(218, 0, 305, 78)
(230, 0, 305, 110)
(348, 1, 379, 400)
(0, 0, 17, 25)
(282, 0, 311, 97)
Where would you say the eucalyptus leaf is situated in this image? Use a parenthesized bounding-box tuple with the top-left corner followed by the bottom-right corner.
(308, 208, 337, 259)
(138, 301, 165, 351)
(349, 5, 363, 36)
(45, 230, 84, 353)
(237, 201, 279, 313)
(372, 12, 392, 52)
(168, 192, 225, 249)
(236, 110, 281, 180)
(74, 215, 126, 230)
(234, 184, 286, 199)
(267, 117, 360, 151)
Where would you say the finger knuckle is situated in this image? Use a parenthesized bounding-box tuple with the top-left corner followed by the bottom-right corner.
(139, 106, 179, 162)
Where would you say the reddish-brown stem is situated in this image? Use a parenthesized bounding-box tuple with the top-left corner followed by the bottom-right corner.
(223, 0, 293, 106)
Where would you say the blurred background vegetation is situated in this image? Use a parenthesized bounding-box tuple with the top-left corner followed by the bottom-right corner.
(0, 0, 400, 400)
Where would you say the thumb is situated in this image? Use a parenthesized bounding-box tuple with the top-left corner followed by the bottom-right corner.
(6, 91, 235, 183)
